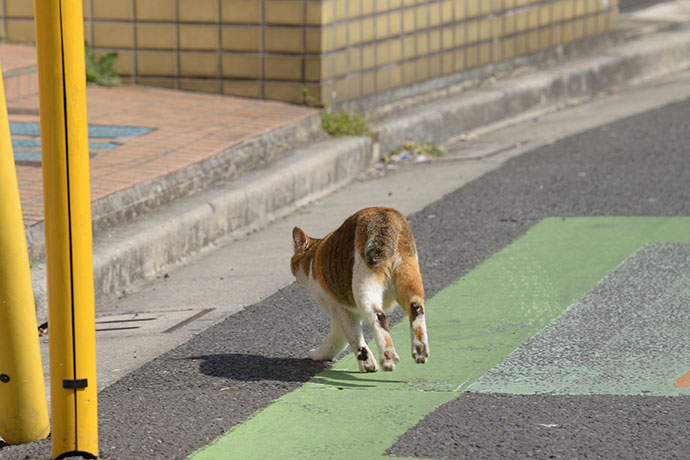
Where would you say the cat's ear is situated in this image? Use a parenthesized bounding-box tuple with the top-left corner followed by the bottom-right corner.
(292, 227, 308, 251)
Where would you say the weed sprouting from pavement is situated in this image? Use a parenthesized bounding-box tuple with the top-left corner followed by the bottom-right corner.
(85, 42, 122, 86)
(321, 108, 376, 139)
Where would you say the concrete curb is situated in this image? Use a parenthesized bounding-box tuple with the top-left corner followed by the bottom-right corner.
(25, 114, 324, 264)
(376, 24, 690, 153)
(30, 23, 690, 323)
(92, 136, 375, 296)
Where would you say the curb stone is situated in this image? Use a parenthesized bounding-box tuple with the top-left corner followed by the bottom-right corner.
(25, 115, 324, 264)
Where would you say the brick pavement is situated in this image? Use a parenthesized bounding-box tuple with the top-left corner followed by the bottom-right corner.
(1, 44, 318, 230)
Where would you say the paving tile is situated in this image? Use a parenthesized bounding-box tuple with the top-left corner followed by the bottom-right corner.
(2, 44, 317, 234)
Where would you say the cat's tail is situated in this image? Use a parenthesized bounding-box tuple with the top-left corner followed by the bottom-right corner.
(363, 226, 397, 267)
(360, 207, 415, 269)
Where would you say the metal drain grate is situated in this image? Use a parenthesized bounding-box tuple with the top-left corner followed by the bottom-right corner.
(10, 122, 154, 139)
(95, 316, 157, 332)
(10, 122, 155, 163)
(92, 308, 216, 335)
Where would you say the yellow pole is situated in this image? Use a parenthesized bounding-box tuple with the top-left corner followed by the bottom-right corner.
(0, 64, 51, 445)
(34, 0, 98, 458)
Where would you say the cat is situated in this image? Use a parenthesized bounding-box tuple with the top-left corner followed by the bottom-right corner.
(291, 207, 429, 372)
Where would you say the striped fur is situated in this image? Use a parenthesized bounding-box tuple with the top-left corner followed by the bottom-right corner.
(291, 207, 429, 372)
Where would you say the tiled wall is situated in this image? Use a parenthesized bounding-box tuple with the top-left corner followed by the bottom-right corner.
(1, 0, 619, 104)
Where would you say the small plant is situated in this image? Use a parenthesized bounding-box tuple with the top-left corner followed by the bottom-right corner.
(85, 42, 121, 86)
(321, 107, 375, 138)
(301, 86, 325, 108)
(383, 141, 445, 163)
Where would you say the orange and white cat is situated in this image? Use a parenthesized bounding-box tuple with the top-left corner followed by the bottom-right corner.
(291, 207, 429, 372)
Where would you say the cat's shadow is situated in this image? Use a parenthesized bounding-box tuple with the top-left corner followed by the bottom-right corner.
(188, 353, 330, 383)
(188, 353, 404, 388)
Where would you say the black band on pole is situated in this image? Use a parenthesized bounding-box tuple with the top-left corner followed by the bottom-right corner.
(62, 379, 88, 390)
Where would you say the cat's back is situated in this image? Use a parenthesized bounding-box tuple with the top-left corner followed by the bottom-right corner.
(323, 207, 410, 253)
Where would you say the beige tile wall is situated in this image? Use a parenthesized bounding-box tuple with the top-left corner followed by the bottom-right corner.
(1, 0, 619, 104)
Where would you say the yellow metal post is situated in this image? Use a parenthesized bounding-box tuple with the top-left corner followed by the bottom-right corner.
(0, 64, 51, 446)
(34, 0, 98, 458)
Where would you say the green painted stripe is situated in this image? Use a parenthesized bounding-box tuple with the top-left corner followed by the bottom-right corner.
(190, 217, 690, 460)
(470, 242, 690, 396)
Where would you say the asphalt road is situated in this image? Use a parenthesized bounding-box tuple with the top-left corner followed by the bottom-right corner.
(3, 89, 690, 459)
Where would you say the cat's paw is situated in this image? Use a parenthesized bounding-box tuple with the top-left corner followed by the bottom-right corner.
(412, 342, 429, 364)
(356, 346, 379, 372)
(306, 348, 329, 361)
(359, 359, 379, 372)
(381, 350, 400, 372)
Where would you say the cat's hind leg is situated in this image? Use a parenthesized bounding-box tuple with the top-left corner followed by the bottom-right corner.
(317, 306, 377, 372)
(353, 258, 400, 371)
(336, 308, 378, 372)
(308, 290, 377, 371)
(394, 256, 429, 364)
(365, 304, 400, 371)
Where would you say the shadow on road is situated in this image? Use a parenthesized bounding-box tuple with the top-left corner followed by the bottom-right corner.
(188, 353, 331, 382)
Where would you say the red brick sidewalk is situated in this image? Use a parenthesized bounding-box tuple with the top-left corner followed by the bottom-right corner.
(1, 44, 318, 230)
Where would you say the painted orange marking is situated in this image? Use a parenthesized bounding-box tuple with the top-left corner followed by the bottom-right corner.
(384, 335, 393, 348)
(674, 370, 690, 388)
(415, 326, 424, 341)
